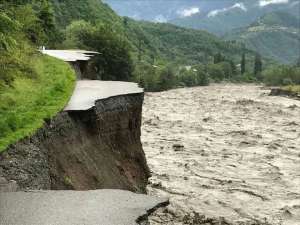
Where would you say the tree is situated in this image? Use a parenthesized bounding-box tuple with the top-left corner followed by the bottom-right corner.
(262, 65, 300, 86)
(36, 0, 60, 46)
(0, 12, 18, 51)
(254, 53, 262, 77)
(241, 52, 246, 75)
(214, 52, 225, 64)
(180, 69, 197, 87)
(65, 21, 134, 81)
(123, 17, 129, 26)
(296, 57, 300, 67)
(37, 0, 55, 32)
(138, 39, 142, 62)
(13, 5, 46, 45)
(158, 66, 175, 90)
(207, 64, 225, 82)
(220, 62, 233, 79)
(229, 60, 237, 76)
(196, 68, 209, 86)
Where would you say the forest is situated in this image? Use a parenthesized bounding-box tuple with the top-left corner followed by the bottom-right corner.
(2, 0, 299, 92)
(0, 0, 75, 151)
(0, 0, 300, 151)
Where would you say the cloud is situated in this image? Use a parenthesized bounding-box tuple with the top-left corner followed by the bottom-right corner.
(208, 3, 247, 17)
(131, 14, 141, 20)
(259, 0, 289, 7)
(177, 7, 200, 17)
(154, 15, 167, 23)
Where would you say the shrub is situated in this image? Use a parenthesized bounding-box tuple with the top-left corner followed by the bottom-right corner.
(157, 66, 176, 91)
(133, 62, 160, 91)
(234, 73, 258, 83)
(196, 69, 210, 86)
(65, 20, 134, 81)
(263, 65, 300, 86)
(180, 70, 198, 87)
(206, 63, 225, 82)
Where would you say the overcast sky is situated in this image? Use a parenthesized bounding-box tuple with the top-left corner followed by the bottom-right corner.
(103, 0, 295, 22)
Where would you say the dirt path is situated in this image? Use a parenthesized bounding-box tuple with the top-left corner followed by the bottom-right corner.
(142, 84, 300, 225)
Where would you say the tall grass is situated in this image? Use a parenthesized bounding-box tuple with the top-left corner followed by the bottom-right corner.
(0, 54, 75, 152)
(283, 85, 300, 94)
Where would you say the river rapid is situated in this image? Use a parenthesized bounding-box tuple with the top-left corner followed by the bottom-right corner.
(142, 84, 300, 225)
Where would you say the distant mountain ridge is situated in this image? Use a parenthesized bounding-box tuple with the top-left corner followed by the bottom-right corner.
(103, 0, 299, 64)
(50, 0, 258, 66)
(170, 0, 299, 35)
(225, 10, 300, 64)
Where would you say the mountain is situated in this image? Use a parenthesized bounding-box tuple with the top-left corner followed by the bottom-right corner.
(51, 0, 120, 27)
(225, 11, 300, 64)
(170, 0, 299, 36)
(123, 18, 254, 65)
(50, 0, 257, 66)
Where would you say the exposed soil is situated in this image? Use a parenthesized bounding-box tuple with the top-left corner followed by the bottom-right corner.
(0, 94, 149, 193)
(142, 84, 300, 225)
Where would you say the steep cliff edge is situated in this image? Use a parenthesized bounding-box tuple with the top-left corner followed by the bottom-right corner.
(0, 92, 150, 193)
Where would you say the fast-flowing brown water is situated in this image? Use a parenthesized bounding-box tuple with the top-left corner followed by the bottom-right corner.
(142, 84, 300, 225)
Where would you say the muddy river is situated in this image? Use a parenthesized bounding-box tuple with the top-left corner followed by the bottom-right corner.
(142, 84, 300, 225)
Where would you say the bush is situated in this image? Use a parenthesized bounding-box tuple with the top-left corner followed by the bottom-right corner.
(180, 69, 198, 87)
(233, 73, 257, 83)
(196, 69, 210, 86)
(263, 65, 300, 86)
(178, 65, 210, 87)
(206, 63, 225, 82)
(157, 66, 176, 91)
(133, 62, 160, 91)
(65, 20, 133, 81)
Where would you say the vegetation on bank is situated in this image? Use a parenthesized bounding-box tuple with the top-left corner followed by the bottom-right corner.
(0, 0, 299, 154)
(283, 85, 300, 95)
(51, 0, 284, 92)
(263, 65, 300, 86)
(0, 1, 75, 152)
(0, 55, 75, 152)
(262, 62, 300, 97)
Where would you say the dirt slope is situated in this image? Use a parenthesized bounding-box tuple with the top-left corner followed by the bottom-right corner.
(0, 93, 149, 193)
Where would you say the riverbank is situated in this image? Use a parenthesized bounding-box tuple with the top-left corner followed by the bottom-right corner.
(142, 84, 300, 225)
(270, 85, 300, 100)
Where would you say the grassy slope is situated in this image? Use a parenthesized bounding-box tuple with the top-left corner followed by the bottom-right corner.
(0, 55, 75, 152)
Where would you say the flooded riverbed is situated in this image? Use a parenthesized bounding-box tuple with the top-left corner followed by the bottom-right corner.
(142, 84, 300, 225)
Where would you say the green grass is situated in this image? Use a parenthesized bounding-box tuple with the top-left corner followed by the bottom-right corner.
(0, 54, 75, 152)
(283, 85, 300, 94)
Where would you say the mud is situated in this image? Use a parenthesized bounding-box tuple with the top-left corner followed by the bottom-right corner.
(142, 84, 300, 225)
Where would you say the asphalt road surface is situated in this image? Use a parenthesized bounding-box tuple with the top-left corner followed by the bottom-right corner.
(0, 189, 168, 225)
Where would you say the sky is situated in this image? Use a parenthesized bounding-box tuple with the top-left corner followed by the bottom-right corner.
(103, 0, 296, 22)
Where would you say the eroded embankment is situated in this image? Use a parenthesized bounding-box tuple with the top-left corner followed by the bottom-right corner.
(270, 87, 300, 100)
(142, 84, 300, 225)
(0, 93, 150, 193)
